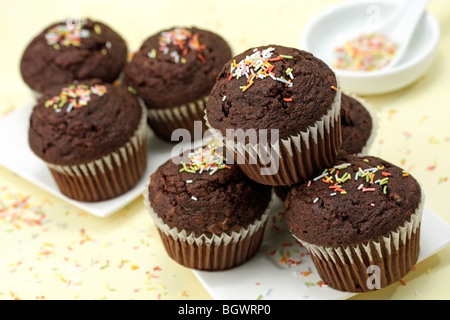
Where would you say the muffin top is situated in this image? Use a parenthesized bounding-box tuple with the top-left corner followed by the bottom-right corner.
(284, 154, 422, 247)
(20, 19, 127, 93)
(206, 45, 338, 140)
(148, 145, 272, 237)
(124, 26, 232, 109)
(28, 80, 142, 166)
(340, 94, 373, 155)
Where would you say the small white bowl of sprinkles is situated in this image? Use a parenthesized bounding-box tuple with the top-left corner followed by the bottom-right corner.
(300, 0, 440, 95)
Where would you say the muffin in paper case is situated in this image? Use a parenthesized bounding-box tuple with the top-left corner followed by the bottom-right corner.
(46, 104, 148, 202)
(143, 174, 272, 271)
(205, 85, 342, 187)
(295, 190, 424, 293)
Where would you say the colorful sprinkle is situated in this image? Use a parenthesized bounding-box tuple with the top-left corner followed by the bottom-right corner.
(438, 177, 448, 184)
(45, 22, 90, 48)
(419, 115, 428, 123)
(127, 86, 137, 95)
(306, 158, 414, 204)
(152, 27, 206, 63)
(301, 270, 312, 277)
(229, 47, 294, 92)
(333, 33, 398, 71)
(179, 145, 229, 177)
(44, 84, 107, 112)
(428, 136, 439, 144)
(94, 24, 102, 35)
(313, 173, 328, 182)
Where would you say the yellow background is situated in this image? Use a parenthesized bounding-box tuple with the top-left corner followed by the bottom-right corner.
(0, 0, 449, 300)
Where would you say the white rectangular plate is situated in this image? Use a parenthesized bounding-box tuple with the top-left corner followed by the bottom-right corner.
(193, 196, 450, 300)
(1, 104, 450, 300)
(0, 103, 176, 218)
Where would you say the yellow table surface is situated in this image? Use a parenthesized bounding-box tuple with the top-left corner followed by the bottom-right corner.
(1, 0, 449, 300)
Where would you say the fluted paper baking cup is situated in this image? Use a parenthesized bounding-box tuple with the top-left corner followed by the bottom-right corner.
(143, 178, 271, 271)
(205, 86, 342, 186)
(293, 190, 425, 293)
(147, 95, 209, 142)
(46, 104, 148, 202)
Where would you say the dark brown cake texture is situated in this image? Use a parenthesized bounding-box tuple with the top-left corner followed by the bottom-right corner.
(29, 81, 142, 166)
(21, 19, 127, 93)
(146, 145, 273, 270)
(284, 154, 423, 292)
(124, 26, 232, 141)
(206, 45, 342, 186)
(207, 45, 337, 140)
(340, 93, 373, 155)
(29, 80, 147, 201)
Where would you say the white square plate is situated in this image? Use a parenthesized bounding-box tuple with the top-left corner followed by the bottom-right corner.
(1, 103, 450, 300)
(0, 103, 175, 218)
(193, 196, 450, 300)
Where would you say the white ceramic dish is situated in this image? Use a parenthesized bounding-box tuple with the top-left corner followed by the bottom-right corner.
(300, 0, 440, 95)
(0, 103, 176, 218)
(193, 195, 450, 300)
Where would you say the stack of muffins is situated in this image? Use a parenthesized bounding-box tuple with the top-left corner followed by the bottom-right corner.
(201, 44, 423, 293)
(23, 18, 149, 202)
(22, 19, 231, 202)
(22, 18, 423, 295)
(145, 44, 423, 294)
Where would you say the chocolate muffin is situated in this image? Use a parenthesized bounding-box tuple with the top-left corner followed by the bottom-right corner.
(143, 145, 272, 271)
(206, 45, 342, 186)
(20, 18, 127, 94)
(341, 93, 374, 155)
(284, 154, 424, 292)
(124, 26, 232, 141)
(29, 80, 147, 202)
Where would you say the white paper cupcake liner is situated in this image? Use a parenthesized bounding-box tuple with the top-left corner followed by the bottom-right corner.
(293, 188, 425, 292)
(146, 95, 208, 141)
(205, 85, 342, 186)
(46, 104, 148, 202)
(143, 177, 271, 270)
